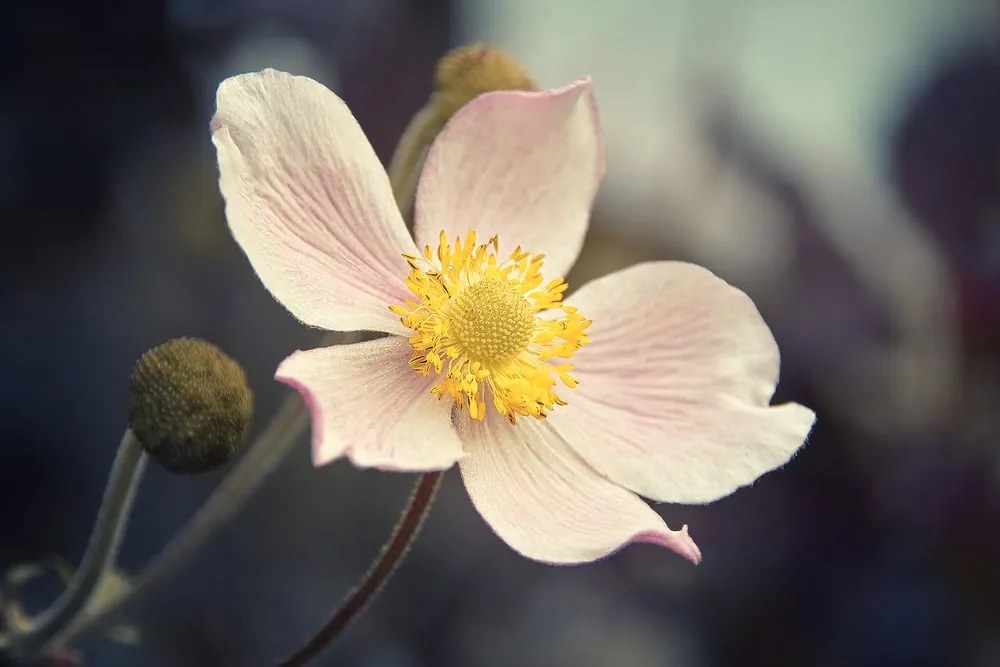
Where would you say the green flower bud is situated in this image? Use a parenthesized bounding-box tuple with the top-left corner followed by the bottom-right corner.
(433, 43, 537, 119)
(129, 338, 252, 474)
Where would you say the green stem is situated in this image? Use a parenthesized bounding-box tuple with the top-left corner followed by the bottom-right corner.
(388, 104, 445, 222)
(4, 430, 147, 659)
(55, 391, 310, 649)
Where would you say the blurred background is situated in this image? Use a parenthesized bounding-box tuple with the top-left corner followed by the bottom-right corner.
(2, 0, 999, 665)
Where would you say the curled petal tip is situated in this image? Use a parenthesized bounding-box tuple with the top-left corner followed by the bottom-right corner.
(680, 525, 703, 565)
(634, 524, 702, 565)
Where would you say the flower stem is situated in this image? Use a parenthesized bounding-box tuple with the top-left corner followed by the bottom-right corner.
(388, 104, 445, 222)
(3, 429, 147, 659)
(278, 471, 443, 667)
(54, 389, 311, 649)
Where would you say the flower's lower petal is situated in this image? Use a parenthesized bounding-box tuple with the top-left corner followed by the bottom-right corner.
(213, 70, 415, 335)
(548, 262, 815, 505)
(413, 79, 603, 279)
(457, 411, 701, 565)
(276, 336, 464, 471)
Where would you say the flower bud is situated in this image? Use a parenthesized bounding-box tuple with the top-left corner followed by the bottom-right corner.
(128, 338, 252, 474)
(432, 43, 537, 119)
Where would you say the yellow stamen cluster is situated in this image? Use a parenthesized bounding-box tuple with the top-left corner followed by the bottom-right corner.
(390, 231, 591, 422)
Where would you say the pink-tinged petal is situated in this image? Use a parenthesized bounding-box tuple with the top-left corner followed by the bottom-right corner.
(212, 70, 416, 335)
(457, 411, 701, 565)
(548, 262, 815, 505)
(414, 79, 603, 279)
(276, 336, 464, 471)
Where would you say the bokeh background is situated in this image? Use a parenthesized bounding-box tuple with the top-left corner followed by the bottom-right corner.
(3, 0, 1000, 665)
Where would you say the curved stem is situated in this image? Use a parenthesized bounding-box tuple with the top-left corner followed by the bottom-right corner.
(278, 471, 443, 667)
(55, 391, 310, 649)
(387, 104, 444, 222)
(4, 430, 147, 658)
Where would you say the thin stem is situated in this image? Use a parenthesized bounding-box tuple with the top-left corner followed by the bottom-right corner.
(4, 430, 147, 659)
(55, 390, 310, 649)
(387, 104, 445, 222)
(278, 471, 443, 667)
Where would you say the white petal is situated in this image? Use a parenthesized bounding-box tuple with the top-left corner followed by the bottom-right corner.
(212, 70, 415, 335)
(413, 79, 603, 279)
(458, 411, 701, 565)
(548, 262, 815, 504)
(276, 336, 464, 471)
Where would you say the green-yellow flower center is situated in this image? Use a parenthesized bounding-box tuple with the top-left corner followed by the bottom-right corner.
(450, 278, 535, 364)
(389, 231, 591, 422)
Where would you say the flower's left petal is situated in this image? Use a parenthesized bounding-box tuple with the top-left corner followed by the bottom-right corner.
(414, 79, 603, 279)
(276, 336, 464, 471)
(548, 262, 815, 505)
(457, 411, 701, 565)
(213, 70, 415, 335)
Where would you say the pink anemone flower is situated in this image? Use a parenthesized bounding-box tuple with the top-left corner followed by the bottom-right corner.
(210, 69, 815, 565)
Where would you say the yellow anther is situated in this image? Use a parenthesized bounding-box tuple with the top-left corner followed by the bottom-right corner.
(389, 231, 590, 422)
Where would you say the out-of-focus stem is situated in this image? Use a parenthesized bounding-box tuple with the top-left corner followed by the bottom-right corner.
(3, 430, 147, 659)
(388, 104, 446, 222)
(54, 388, 311, 649)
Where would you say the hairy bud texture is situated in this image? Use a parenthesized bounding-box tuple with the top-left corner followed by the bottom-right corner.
(433, 43, 537, 119)
(129, 338, 252, 474)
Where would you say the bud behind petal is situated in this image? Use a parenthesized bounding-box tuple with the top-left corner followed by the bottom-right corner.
(432, 43, 537, 119)
(391, 44, 540, 219)
(129, 338, 253, 474)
